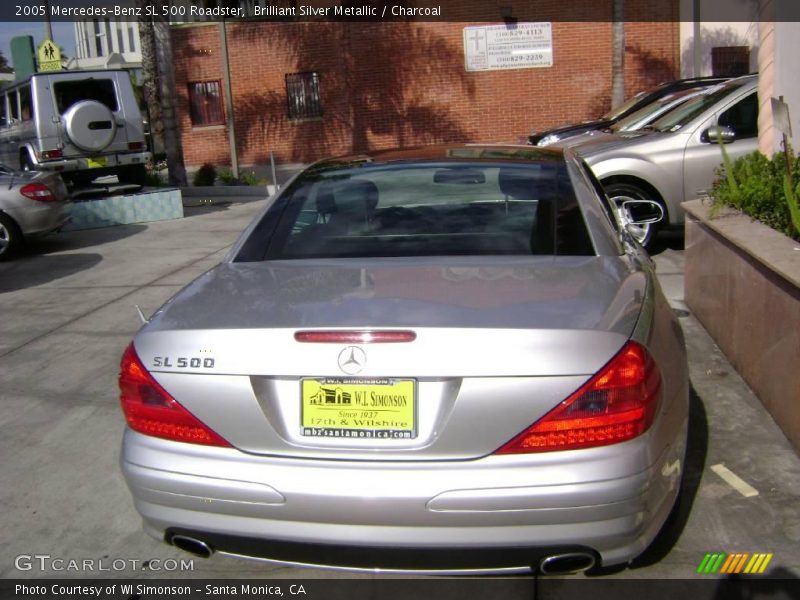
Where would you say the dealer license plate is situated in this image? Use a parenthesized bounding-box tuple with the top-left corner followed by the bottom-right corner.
(301, 378, 416, 439)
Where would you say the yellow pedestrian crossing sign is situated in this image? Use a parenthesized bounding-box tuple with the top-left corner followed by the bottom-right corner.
(37, 40, 62, 72)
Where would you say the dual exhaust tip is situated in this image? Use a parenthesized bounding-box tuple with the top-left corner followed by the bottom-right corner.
(169, 534, 596, 575)
(539, 552, 596, 575)
(170, 534, 213, 559)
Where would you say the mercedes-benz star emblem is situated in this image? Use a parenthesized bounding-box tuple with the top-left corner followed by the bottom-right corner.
(338, 346, 366, 375)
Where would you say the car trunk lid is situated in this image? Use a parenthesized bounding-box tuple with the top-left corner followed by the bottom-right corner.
(132, 257, 646, 460)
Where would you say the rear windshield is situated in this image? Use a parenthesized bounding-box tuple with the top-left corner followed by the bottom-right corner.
(235, 160, 595, 261)
(54, 79, 118, 113)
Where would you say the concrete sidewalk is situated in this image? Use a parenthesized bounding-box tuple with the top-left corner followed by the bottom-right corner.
(0, 202, 797, 584)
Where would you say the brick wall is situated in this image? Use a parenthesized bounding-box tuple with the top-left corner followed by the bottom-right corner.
(172, 2, 679, 167)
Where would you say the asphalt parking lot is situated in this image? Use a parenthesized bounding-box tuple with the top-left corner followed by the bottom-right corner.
(0, 194, 798, 589)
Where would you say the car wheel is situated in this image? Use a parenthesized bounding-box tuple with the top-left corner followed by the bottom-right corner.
(0, 212, 22, 261)
(603, 181, 665, 249)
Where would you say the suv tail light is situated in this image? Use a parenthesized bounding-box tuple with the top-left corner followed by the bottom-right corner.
(41, 149, 63, 159)
(496, 341, 661, 454)
(118, 343, 231, 447)
(20, 183, 57, 202)
(128, 141, 145, 150)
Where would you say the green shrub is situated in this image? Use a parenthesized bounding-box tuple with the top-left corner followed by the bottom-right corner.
(711, 150, 800, 241)
(143, 170, 164, 187)
(216, 168, 238, 185)
(239, 170, 264, 186)
(214, 168, 265, 186)
(192, 163, 217, 187)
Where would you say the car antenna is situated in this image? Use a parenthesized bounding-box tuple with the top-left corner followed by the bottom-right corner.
(134, 305, 149, 324)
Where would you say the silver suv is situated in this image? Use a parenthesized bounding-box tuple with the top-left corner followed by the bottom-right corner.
(0, 69, 150, 186)
(558, 75, 759, 246)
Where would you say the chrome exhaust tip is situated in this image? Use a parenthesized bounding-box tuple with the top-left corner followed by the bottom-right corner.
(539, 552, 596, 575)
(170, 534, 213, 558)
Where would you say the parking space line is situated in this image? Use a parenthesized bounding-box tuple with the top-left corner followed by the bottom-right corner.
(711, 463, 759, 497)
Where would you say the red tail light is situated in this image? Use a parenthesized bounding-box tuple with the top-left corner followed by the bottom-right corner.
(118, 343, 230, 447)
(496, 341, 661, 454)
(41, 149, 63, 159)
(20, 183, 57, 202)
(128, 142, 145, 150)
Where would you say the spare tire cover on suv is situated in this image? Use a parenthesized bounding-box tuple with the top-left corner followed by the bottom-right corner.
(63, 100, 117, 152)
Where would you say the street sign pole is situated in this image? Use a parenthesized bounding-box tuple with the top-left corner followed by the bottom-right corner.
(43, 0, 53, 42)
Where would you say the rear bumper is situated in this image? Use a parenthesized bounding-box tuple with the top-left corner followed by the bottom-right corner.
(34, 151, 150, 173)
(121, 426, 686, 573)
(164, 528, 598, 574)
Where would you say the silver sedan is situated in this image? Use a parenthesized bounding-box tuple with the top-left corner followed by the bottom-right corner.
(556, 75, 759, 247)
(0, 165, 70, 260)
(119, 145, 688, 575)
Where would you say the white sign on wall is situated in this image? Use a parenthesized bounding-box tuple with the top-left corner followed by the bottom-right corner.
(463, 22, 553, 72)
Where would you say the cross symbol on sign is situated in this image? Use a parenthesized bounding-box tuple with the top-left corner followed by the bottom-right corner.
(468, 30, 485, 51)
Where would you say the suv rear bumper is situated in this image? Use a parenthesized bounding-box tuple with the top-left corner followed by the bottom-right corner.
(34, 151, 150, 173)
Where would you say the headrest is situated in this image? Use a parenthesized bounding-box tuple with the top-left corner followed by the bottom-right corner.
(317, 179, 379, 215)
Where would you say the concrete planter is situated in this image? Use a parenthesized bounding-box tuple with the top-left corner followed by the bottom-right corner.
(64, 188, 184, 231)
(683, 199, 800, 453)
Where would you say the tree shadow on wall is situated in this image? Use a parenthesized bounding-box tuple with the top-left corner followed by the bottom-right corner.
(229, 19, 476, 163)
(629, 45, 676, 85)
(585, 44, 678, 120)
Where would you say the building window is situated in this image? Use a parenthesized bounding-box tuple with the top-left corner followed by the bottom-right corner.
(188, 81, 224, 126)
(93, 19, 102, 56)
(286, 72, 322, 120)
(711, 46, 750, 77)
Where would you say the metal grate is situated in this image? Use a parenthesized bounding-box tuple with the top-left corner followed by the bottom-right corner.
(286, 72, 322, 120)
(711, 46, 750, 77)
(188, 81, 225, 126)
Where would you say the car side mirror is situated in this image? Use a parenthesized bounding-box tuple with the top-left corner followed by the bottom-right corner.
(619, 199, 664, 226)
(614, 198, 664, 245)
(701, 125, 736, 144)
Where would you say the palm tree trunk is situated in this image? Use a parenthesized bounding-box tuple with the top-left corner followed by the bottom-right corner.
(153, 18, 187, 186)
(137, 0, 187, 186)
(137, 1, 163, 153)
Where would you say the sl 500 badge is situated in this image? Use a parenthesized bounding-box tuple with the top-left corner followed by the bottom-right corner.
(152, 356, 215, 369)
